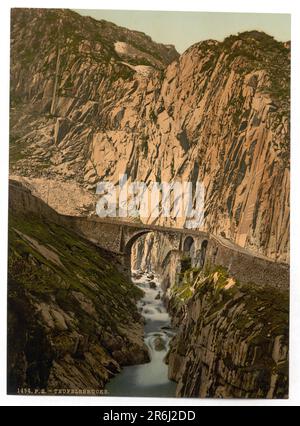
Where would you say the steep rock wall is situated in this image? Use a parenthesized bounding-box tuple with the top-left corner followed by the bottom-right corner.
(8, 182, 149, 393)
(10, 9, 290, 262)
(167, 269, 289, 398)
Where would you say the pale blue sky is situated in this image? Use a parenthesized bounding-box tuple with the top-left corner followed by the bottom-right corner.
(74, 9, 291, 53)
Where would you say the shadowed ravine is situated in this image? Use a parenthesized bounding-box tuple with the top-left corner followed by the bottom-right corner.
(106, 271, 177, 397)
(7, 8, 290, 399)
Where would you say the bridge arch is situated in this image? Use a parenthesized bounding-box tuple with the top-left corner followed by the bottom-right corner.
(200, 239, 208, 267)
(123, 228, 182, 272)
(183, 236, 195, 254)
(123, 229, 153, 255)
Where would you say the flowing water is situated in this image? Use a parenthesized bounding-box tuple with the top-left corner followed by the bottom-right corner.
(106, 271, 177, 397)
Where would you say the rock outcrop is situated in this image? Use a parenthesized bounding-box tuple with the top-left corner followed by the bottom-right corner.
(8, 8, 290, 399)
(10, 9, 290, 262)
(7, 184, 149, 394)
(166, 267, 289, 398)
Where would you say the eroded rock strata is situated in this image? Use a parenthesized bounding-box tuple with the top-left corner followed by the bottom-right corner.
(166, 268, 289, 398)
(132, 236, 289, 398)
(8, 8, 290, 398)
(10, 8, 290, 261)
(8, 185, 149, 393)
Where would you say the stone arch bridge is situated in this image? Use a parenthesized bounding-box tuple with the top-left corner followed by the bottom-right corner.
(9, 179, 289, 289)
(62, 216, 210, 268)
(53, 215, 289, 289)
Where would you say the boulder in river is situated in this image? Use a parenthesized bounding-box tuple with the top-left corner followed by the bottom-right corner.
(149, 281, 157, 289)
(133, 273, 143, 280)
(147, 273, 154, 280)
(153, 336, 166, 351)
(155, 292, 161, 300)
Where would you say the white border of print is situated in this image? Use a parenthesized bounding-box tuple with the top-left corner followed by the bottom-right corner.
(0, 0, 299, 407)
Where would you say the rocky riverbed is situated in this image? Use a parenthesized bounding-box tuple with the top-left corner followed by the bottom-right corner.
(106, 271, 176, 397)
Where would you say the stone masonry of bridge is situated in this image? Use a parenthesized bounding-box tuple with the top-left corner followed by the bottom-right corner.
(9, 180, 289, 289)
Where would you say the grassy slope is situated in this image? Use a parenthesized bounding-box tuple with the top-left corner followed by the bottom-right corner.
(8, 212, 145, 393)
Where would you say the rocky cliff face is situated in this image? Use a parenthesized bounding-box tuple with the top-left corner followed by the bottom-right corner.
(166, 267, 289, 398)
(10, 9, 290, 262)
(8, 182, 149, 393)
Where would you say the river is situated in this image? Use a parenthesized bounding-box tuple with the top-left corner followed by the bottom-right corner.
(106, 271, 177, 397)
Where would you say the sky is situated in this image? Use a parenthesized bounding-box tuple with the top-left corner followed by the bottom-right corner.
(74, 9, 290, 53)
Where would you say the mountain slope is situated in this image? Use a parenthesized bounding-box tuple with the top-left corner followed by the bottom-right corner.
(10, 9, 290, 262)
(8, 181, 149, 393)
(166, 266, 289, 398)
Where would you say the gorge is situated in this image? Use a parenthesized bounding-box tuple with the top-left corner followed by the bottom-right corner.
(106, 270, 176, 397)
(8, 8, 290, 399)
(8, 180, 289, 397)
